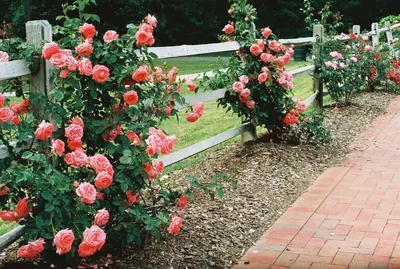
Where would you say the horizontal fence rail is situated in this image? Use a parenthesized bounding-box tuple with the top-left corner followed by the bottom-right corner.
(144, 36, 316, 60)
(0, 60, 32, 81)
(159, 122, 251, 166)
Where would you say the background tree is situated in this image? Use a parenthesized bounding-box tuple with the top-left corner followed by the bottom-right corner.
(1, 0, 400, 44)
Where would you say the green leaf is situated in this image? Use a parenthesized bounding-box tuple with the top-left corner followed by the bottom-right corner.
(120, 155, 132, 164)
(143, 98, 153, 108)
(148, 52, 158, 59)
(21, 151, 33, 159)
(42, 192, 53, 201)
(217, 188, 224, 199)
(67, 78, 81, 89)
(231, 181, 238, 189)
(54, 91, 64, 101)
(45, 204, 54, 212)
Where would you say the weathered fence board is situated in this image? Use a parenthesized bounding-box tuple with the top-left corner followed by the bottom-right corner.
(0, 60, 32, 81)
(0, 226, 24, 251)
(159, 122, 251, 167)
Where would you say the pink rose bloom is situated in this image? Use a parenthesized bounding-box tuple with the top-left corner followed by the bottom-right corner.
(193, 102, 204, 117)
(51, 139, 65, 156)
(268, 40, 281, 52)
(75, 43, 93, 57)
(145, 14, 158, 28)
(296, 102, 307, 112)
(89, 154, 113, 175)
(258, 72, 269, 84)
(49, 53, 67, 68)
(223, 24, 234, 35)
(103, 30, 119, 43)
(126, 190, 139, 205)
(34, 120, 53, 140)
(54, 229, 75, 255)
(167, 67, 179, 83)
(76, 182, 97, 204)
(78, 242, 97, 257)
(135, 25, 155, 47)
(66, 56, 78, 72)
(126, 131, 140, 146)
(287, 47, 295, 56)
(59, 70, 69, 78)
(240, 88, 251, 98)
(42, 42, 60, 60)
(232, 81, 244, 93)
(261, 27, 272, 38)
(132, 65, 148, 82)
(0, 210, 16, 221)
(246, 100, 255, 109)
(71, 117, 84, 127)
(0, 184, 9, 196)
(65, 123, 83, 141)
(362, 36, 369, 41)
(94, 209, 109, 226)
(92, 65, 109, 83)
(0, 107, 14, 123)
(186, 112, 199, 123)
(0, 51, 9, 62)
(0, 93, 4, 108)
(18, 238, 45, 259)
(139, 23, 153, 34)
(184, 77, 196, 92)
(339, 62, 346, 68)
(79, 23, 96, 39)
(365, 45, 374, 52)
(153, 159, 164, 174)
(257, 39, 265, 51)
(168, 216, 182, 236)
(292, 97, 300, 103)
(65, 150, 88, 168)
(329, 51, 339, 58)
(82, 225, 106, 250)
(351, 56, 358, 62)
(239, 75, 249, 85)
(345, 44, 351, 50)
(79, 58, 93, 76)
(124, 90, 139, 105)
(260, 53, 276, 63)
(94, 171, 113, 189)
(249, 44, 263, 56)
(155, 66, 163, 82)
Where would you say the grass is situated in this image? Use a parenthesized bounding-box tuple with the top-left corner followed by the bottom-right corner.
(0, 221, 18, 236)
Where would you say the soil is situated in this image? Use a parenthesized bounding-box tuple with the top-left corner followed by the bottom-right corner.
(0, 91, 397, 269)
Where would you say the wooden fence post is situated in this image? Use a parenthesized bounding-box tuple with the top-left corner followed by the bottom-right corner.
(26, 20, 52, 118)
(385, 21, 393, 46)
(352, 25, 361, 35)
(313, 24, 324, 108)
(371, 22, 380, 46)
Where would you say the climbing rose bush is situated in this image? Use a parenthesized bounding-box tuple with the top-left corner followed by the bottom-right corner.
(201, 0, 327, 140)
(0, 0, 207, 262)
(316, 33, 400, 103)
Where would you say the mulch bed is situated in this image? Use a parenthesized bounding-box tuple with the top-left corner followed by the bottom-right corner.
(0, 91, 396, 269)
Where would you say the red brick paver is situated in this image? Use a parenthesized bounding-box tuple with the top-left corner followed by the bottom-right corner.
(233, 97, 400, 269)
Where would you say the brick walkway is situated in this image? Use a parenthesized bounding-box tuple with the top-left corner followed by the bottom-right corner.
(233, 97, 400, 269)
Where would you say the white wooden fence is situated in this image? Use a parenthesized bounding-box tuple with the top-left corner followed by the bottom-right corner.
(0, 20, 399, 250)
